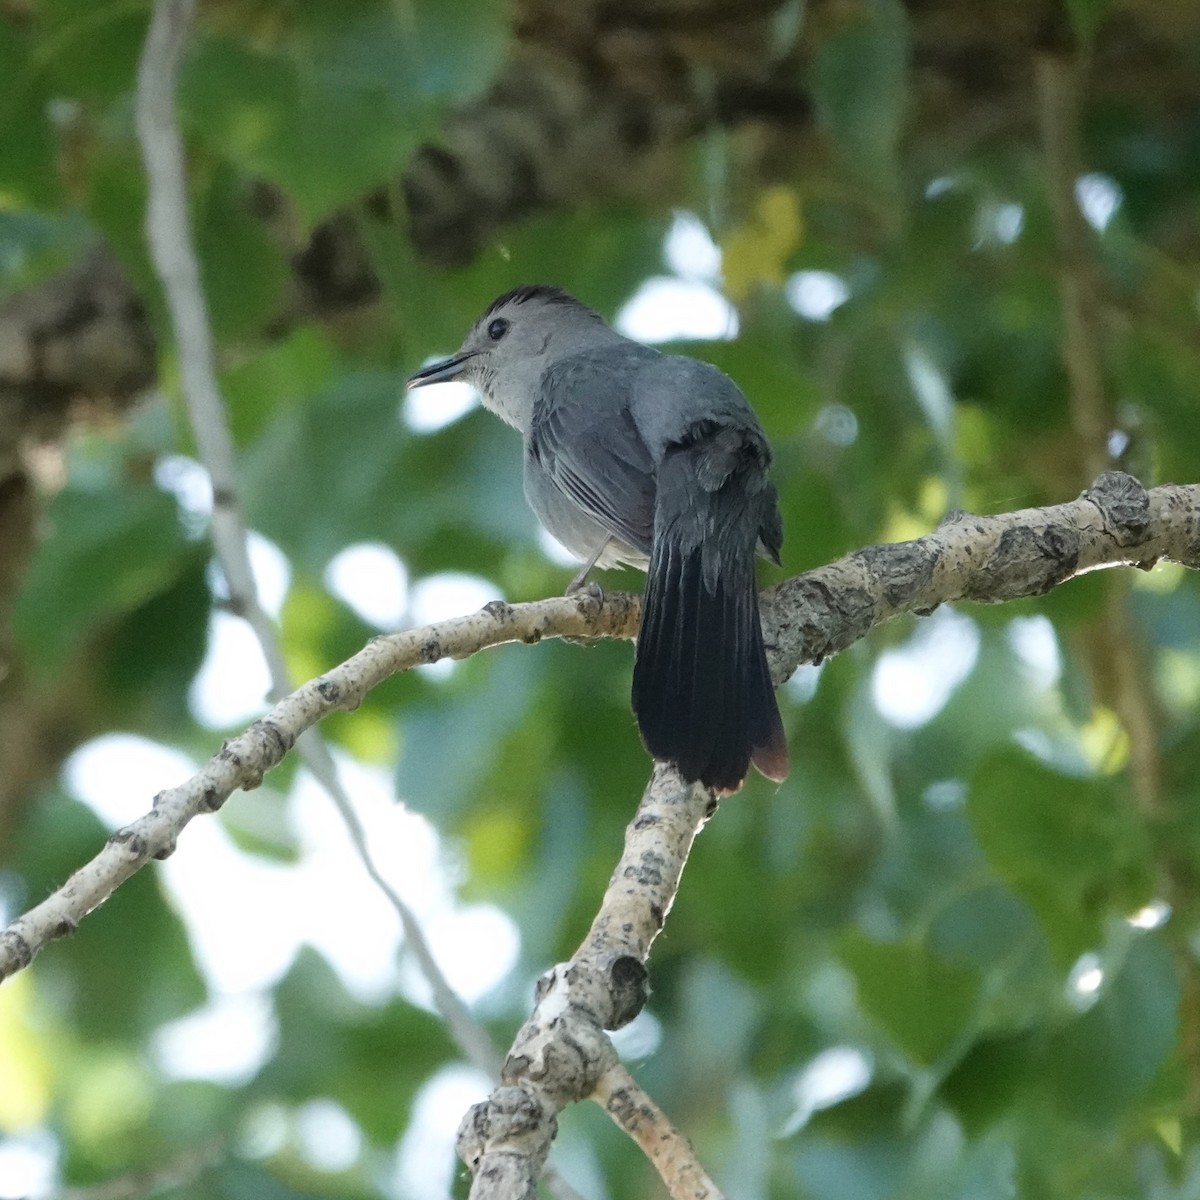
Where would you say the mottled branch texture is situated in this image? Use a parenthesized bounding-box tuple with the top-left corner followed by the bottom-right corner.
(458, 471, 1200, 1199)
(0, 592, 639, 981)
(1, 473, 1196, 987)
(458, 765, 723, 1200)
(764, 472, 1199, 674)
(594, 1062, 723, 1200)
(1, 471, 1194, 1197)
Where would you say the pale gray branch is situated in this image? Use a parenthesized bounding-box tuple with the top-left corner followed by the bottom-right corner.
(133, 0, 512, 1088)
(0, 589, 634, 980)
(594, 1062, 724, 1200)
(136, 0, 266, 641)
(2, 473, 1197, 1191)
(454, 471, 1200, 1198)
(2, 475, 1195, 985)
(764, 473, 1199, 674)
(458, 765, 718, 1197)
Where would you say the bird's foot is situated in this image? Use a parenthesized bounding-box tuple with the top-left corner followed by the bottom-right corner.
(563, 578, 604, 645)
(565, 577, 604, 603)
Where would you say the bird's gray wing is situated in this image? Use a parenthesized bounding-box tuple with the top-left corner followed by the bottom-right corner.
(629, 353, 783, 564)
(528, 355, 657, 556)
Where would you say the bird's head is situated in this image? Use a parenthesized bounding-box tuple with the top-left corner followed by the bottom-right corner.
(405, 285, 610, 429)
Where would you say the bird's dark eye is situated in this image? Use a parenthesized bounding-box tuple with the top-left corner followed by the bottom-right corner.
(487, 317, 510, 341)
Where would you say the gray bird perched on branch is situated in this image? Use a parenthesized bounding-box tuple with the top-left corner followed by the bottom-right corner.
(406, 285, 788, 793)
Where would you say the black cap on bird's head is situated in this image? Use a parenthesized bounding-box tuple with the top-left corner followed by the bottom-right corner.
(404, 285, 613, 429)
(404, 286, 600, 386)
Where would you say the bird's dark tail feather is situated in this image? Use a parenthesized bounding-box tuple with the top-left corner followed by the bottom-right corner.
(632, 460, 788, 793)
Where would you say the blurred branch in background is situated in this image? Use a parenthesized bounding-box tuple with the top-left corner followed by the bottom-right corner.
(134, 0, 508, 1098)
(1035, 49, 1166, 820)
(1035, 51, 1111, 481)
(49, 1139, 225, 1200)
(1038, 44, 1200, 1126)
(132, 2, 603, 1190)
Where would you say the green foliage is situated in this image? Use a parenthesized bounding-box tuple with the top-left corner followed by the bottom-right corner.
(811, 0, 910, 191)
(2, 1, 1199, 1198)
(12, 482, 194, 674)
(1046, 934, 1178, 1125)
(180, 0, 507, 224)
(967, 752, 1153, 965)
(0, 209, 90, 297)
(839, 932, 983, 1067)
(260, 951, 457, 1141)
(11, 793, 207, 1042)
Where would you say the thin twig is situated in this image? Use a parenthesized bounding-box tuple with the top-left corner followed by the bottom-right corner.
(303, 734, 503, 1077)
(594, 1062, 724, 1200)
(133, 0, 503, 1081)
(49, 1139, 224, 1200)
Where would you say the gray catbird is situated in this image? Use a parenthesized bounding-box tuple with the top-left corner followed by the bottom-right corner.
(406, 285, 788, 792)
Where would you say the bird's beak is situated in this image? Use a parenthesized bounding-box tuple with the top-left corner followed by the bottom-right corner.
(405, 351, 477, 389)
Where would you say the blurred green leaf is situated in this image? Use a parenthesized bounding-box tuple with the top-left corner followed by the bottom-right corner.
(215, 1157, 372, 1200)
(241, 369, 534, 576)
(840, 932, 983, 1066)
(0, 21, 58, 204)
(222, 327, 337, 446)
(1067, 0, 1113, 41)
(13, 793, 206, 1041)
(193, 164, 289, 341)
(218, 785, 299, 863)
(257, 950, 456, 1142)
(396, 650, 539, 822)
(13, 484, 190, 674)
(181, 0, 506, 225)
(966, 752, 1153, 965)
(1045, 934, 1179, 1124)
(940, 1030, 1044, 1132)
(0, 209, 91, 297)
(102, 550, 211, 730)
(31, 0, 149, 104)
(811, 0, 909, 189)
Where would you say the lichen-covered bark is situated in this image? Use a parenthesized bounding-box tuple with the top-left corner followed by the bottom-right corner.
(762, 474, 1200, 674)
